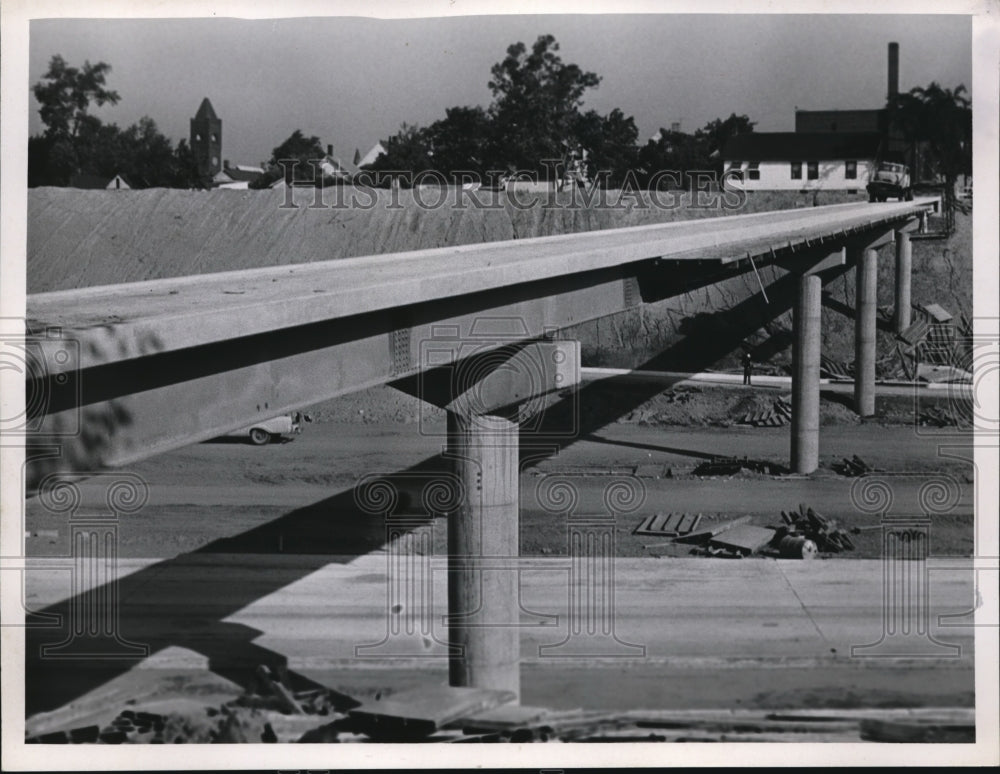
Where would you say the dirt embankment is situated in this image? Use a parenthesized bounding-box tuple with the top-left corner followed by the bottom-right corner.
(27, 186, 870, 294)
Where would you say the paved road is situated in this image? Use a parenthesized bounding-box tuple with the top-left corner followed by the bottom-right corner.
(21, 553, 976, 722)
(19, 420, 981, 726)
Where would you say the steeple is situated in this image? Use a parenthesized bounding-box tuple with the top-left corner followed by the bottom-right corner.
(190, 97, 222, 187)
(194, 97, 218, 121)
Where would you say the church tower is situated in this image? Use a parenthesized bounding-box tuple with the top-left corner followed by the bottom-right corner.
(190, 98, 222, 186)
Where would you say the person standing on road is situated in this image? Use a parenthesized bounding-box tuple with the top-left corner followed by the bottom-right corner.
(742, 351, 754, 386)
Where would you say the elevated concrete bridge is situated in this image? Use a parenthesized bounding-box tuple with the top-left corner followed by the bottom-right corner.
(22, 197, 938, 699)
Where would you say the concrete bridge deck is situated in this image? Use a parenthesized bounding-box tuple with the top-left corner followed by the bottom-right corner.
(29, 199, 936, 365)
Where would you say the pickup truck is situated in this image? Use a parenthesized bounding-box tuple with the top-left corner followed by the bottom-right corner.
(225, 412, 303, 445)
(867, 162, 913, 202)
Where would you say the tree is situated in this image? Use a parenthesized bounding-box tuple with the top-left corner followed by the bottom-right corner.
(33, 55, 120, 140)
(31, 55, 120, 183)
(170, 139, 202, 189)
(888, 82, 971, 205)
(364, 123, 435, 185)
(425, 106, 492, 176)
(29, 55, 200, 188)
(637, 129, 711, 190)
(695, 114, 755, 175)
(252, 129, 326, 188)
(572, 108, 639, 187)
(487, 34, 601, 171)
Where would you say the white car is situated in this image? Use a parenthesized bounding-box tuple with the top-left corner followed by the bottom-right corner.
(225, 412, 303, 445)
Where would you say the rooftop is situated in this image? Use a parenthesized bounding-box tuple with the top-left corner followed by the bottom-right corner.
(722, 132, 883, 162)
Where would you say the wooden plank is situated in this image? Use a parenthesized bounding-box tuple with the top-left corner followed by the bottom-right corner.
(349, 684, 516, 739)
(455, 704, 551, 732)
(709, 525, 776, 554)
(677, 513, 702, 534)
(674, 515, 751, 543)
(635, 513, 675, 536)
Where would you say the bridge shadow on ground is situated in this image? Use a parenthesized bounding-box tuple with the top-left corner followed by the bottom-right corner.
(25, 263, 848, 719)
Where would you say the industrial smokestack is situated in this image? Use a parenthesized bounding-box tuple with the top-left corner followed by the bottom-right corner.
(888, 42, 899, 101)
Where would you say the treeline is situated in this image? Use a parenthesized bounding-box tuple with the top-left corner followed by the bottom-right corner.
(363, 35, 754, 188)
(28, 56, 200, 188)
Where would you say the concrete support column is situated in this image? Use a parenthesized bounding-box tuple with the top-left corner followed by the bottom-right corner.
(791, 273, 822, 474)
(446, 411, 520, 698)
(894, 230, 912, 335)
(855, 248, 878, 417)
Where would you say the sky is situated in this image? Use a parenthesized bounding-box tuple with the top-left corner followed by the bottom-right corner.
(27, 13, 972, 168)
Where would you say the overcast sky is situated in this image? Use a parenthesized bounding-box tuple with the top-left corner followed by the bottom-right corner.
(28, 13, 971, 167)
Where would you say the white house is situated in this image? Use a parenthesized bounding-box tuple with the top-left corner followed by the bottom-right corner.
(214, 161, 265, 189)
(69, 172, 133, 190)
(355, 142, 386, 169)
(721, 132, 883, 192)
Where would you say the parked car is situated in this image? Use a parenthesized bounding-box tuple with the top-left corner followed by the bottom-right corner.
(225, 412, 303, 445)
(867, 162, 913, 202)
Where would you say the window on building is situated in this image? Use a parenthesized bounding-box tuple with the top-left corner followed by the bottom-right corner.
(845, 160, 857, 179)
(807, 162, 819, 180)
(747, 162, 760, 181)
(791, 162, 802, 180)
(211, 134, 218, 143)
(195, 133, 202, 142)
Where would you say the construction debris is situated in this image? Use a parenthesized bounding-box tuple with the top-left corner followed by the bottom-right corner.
(820, 355, 854, 380)
(919, 405, 962, 427)
(660, 385, 701, 404)
(676, 515, 752, 543)
(736, 395, 793, 427)
(778, 504, 855, 554)
(640, 505, 857, 560)
(899, 318, 931, 347)
(255, 665, 304, 714)
(634, 512, 703, 537)
(35, 705, 975, 743)
(349, 684, 516, 740)
(693, 456, 777, 476)
(777, 534, 819, 559)
(707, 525, 777, 556)
(832, 455, 881, 477)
